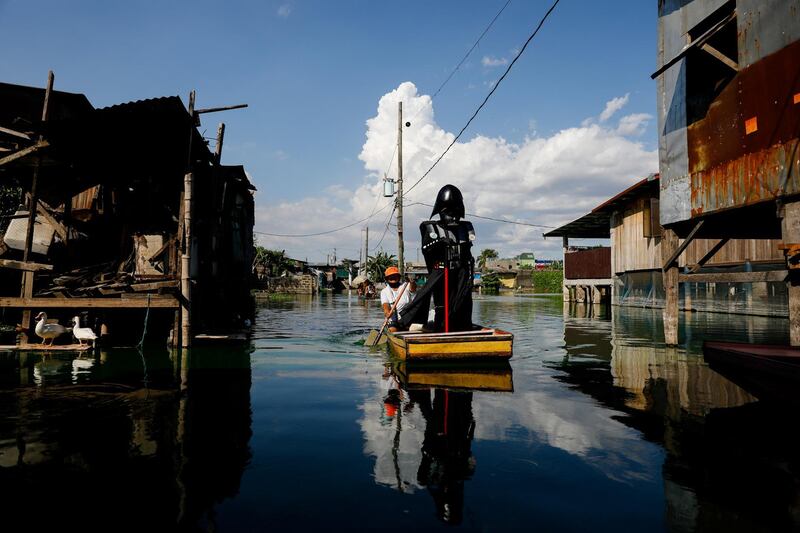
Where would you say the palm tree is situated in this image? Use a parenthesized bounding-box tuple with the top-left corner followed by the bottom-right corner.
(366, 251, 396, 281)
(477, 248, 499, 271)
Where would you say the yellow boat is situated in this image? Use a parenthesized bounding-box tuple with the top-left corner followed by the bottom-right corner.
(387, 327, 513, 361)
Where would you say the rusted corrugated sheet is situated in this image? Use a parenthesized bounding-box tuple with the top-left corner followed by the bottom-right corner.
(656, 0, 800, 226)
(565, 247, 611, 280)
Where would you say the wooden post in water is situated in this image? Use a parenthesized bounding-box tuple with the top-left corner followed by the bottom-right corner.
(781, 201, 800, 345)
(181, 172, 193, 348)
(181, 91, 196, 349)
(19, 71, 54, 344)
(662, 228, 679, 346)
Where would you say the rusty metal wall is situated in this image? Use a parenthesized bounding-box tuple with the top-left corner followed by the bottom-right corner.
(565, 247, 611, 280)
(657, 0, 800, 227)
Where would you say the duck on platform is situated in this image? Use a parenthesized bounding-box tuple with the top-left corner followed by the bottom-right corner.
(34, 312, 69, 346)
(72, 316, 97, 347)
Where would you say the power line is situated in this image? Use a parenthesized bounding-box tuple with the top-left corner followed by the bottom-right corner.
(405, 0, 561, 196)
(403, 0, 513, 128)
(371, 204, 397, 253)
(254, 200, 393, 238)
(405, 201, 555, 228)
(431, 0, 512, 100)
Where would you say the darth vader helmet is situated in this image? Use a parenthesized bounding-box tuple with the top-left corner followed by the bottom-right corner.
(430, 184, 465, 222)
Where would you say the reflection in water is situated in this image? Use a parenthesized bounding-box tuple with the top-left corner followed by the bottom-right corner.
(555, 304, 800, 532)
(0, 346, 252, 530)
(1, 295, 799, 530)
(363, 362, 512, 525)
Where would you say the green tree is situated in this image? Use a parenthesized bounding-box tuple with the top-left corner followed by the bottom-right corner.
(366, 251, 396, 281)
(481, 272, 501, 293)
(477, 248, 499, 271)
(253, 246, 293, 277)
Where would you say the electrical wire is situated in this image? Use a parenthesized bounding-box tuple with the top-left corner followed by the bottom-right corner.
(404, 201, 555, 228)
(430, 0, 512, 101)
(371, 203, 397, 253)
(405, 0, 561, 196)
(254, 200, 393, 237)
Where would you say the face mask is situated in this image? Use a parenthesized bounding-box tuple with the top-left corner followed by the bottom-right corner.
(388, 280, 401, 288)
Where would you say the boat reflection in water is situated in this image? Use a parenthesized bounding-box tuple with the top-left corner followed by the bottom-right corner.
(0, 346, 253, 531)
(362, 360, 513, 525)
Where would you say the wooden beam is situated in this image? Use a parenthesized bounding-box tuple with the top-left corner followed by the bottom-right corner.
(0, 141, 49, 167)
(689, 237, 730, 273)
(701, 43, 738, 71)
(131, 280, 179, 292)
(0, 259, 53, 272)
(781, 201, 800, 345)
(195, 103, 248, 114)
(662, 220, 705, 271)
(662, 228, 680, 346)
(0, 126, 31, 141)
(679, 270, 788, 283)
(35, 203, 67, 241)
(0, 296, 180, 308)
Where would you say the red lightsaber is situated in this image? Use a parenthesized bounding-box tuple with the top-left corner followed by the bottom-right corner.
(444, 267, 449, 333)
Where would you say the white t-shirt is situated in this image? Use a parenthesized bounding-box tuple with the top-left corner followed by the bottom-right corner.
(380, 283, 414, 320)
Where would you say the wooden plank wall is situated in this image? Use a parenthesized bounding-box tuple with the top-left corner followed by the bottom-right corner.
(611, 197, 783, 274)
(611, 199, 661, 273)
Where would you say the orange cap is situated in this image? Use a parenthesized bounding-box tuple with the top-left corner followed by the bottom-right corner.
(384, 266, 400, 277)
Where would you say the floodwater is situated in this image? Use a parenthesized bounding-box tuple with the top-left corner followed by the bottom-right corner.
(1, 294, 798, 532)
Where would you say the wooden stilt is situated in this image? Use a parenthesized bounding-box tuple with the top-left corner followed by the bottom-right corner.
(662, 228, 679, 345)
(18, 71, 54, 345)
(780, 201, 800, 346)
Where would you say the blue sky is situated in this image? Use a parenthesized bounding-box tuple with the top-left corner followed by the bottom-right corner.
(1, 0, 659, 260)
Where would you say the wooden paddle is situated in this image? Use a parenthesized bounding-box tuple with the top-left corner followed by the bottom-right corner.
(366, 281, 410, 346)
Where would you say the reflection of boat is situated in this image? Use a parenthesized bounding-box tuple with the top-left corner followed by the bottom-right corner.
(393, 361, 513, 392)
(704, 341, 800, 403)
(387, 327, 513, 361)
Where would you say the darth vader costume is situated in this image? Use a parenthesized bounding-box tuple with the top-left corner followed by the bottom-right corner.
(397, 185, 475, 332)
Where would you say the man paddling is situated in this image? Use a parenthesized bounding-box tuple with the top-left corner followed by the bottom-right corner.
(380, 266, 416, 332)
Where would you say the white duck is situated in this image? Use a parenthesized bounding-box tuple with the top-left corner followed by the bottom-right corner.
(72, 316, 97, 347)
(34, 312, 69, 346)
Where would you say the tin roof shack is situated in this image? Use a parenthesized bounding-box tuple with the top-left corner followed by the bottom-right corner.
(0, 78, 254, 347)
(546, 175, 784, 313)
(654, 0, 800, 343)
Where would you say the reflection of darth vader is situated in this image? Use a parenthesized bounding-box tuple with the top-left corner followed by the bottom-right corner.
(411, 388, 476, 525)
(399, 185, 475, 332)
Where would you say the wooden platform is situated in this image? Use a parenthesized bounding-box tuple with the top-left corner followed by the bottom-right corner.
(0, 296, 179, 308)
(0, 343, 93, 352)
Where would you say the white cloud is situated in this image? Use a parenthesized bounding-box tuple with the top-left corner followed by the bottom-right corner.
(615, 113, 651, 136)
(277, 4, 292, 18)
(271, 149, 289, 160)
(481, 55, 508, 67)
(255, 82, 656, 263)
(599, 93, 630, 122)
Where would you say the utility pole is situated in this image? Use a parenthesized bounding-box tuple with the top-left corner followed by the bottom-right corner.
(396, 101, 404, 277)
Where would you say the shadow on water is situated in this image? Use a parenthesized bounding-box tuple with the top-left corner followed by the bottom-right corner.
(0, 345, 253, 531)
